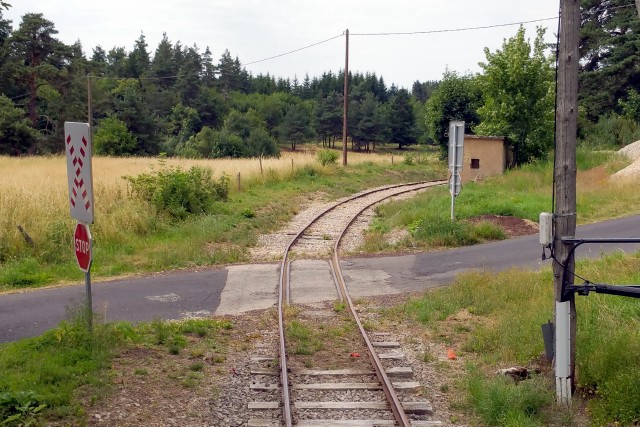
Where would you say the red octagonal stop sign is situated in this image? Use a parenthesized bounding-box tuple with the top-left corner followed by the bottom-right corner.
(74, 222, 92, 272)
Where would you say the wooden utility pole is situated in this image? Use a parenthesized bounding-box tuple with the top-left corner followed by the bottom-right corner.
(636, 0, 640, 18)
(87, 73, 93, 136)
(342, 29, 349, 166)
(553, 0, 579, 406)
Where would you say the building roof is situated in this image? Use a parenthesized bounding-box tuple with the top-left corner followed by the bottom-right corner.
(464, 134, 505, 141)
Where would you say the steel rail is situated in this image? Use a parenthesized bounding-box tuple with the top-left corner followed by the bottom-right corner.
(277, 180, 445, 426)
(330, 182, 445, 426)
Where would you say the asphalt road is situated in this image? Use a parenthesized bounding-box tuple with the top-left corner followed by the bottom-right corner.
(1, 215, 639, 343)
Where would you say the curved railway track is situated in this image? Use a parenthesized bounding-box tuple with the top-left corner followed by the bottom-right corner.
(250, 180, 446, 427)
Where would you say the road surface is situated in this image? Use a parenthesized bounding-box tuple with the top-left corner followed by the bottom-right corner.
(1, 215, 639, 343)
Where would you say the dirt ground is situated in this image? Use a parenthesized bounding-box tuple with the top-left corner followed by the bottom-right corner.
(467, 214, 538, 238)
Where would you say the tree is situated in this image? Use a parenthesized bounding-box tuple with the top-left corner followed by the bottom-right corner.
(387, 89, 417, 149)
(94, 117, 137, 155)
(425, 70, 481, 158)
(0, 95, 38, 155)
(10, 13, 64, 127)
(411, 80, 439, 103)
(150, 33, 176, 88)
(111, 78, 158, 154)
(127, 33, 150, 78)
(580, 0, 640, 121)
(352, 92, 382, 151)
(313, 91, 342, 146)
(475, 26, 554, 165)
(280, 103, 314, 150)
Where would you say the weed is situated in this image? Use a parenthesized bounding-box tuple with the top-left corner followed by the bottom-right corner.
(467, 372, 551, 426)
(422, 349, 436, 364)
(168, 345, 180, 355)
(333, 300, 346, 313)
(286, 320, 323, 355)
(151, 318, 170, 345)
(189, 362, 204, 372)
(209, 354, 225, 364)
(316, 149, 339, 166)
(0, 390, 47, 425)
(134, 368, 148, 376)
(189, 348, 206, 358)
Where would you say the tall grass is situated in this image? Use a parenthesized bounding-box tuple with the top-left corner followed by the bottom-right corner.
(1, 149, 443, 288)
(401, 252, 640, 425)
(0, 152, 388, 259)
(367, 149, 638, 251)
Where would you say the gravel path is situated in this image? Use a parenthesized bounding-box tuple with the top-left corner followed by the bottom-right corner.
(250, 182, 445, 260)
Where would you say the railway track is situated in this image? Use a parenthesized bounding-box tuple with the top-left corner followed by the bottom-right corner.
(248, 180, 446, 427)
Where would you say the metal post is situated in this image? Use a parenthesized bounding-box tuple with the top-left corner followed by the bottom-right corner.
(342, 29, 349, 166)
(450, 125, 458, 221)
(85, 270, 93, 330)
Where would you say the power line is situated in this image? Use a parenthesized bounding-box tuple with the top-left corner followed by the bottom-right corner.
(243, 33, 344, 66)
(351, 17, 558, 37)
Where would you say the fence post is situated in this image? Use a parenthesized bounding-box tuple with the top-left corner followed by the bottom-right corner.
(237, 172, 241, 191)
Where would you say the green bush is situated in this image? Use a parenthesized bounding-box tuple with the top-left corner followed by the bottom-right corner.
(403, 153, 415, 165)
(125, 165, 230, 219)
(94, 117, 137, 156)
(316, 149, 339, 166)
(579, 113, 640, 150)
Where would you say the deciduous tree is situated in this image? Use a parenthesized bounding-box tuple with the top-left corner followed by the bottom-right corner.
(475, 26, 554, 165)
(425, 70, 481, 158)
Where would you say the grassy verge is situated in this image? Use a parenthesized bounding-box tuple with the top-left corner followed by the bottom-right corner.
(0, 148, 445, 290)
(392, 252, 640, 426)
(363, 149, 637, 252)
(0, 311, 232, 426)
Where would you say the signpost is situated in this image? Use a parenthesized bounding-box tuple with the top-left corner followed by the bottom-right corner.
(448, 121, 465, 220)
(65, 122, 94, 328)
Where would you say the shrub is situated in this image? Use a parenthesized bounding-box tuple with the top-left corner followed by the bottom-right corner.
(94, 117, 137, 156)
(403, 154, 415, 165)
(125, 165, 230, 219)
(316, 149, 339, 166)
(579, 113, 640, 150)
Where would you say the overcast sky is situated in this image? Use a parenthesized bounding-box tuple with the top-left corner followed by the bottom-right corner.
(5, 1, 560, 89)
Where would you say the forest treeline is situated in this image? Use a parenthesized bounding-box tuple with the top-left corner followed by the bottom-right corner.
(1, 0, 639, 163)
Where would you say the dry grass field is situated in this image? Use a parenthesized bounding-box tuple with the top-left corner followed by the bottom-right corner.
(0, 150, 395, 260)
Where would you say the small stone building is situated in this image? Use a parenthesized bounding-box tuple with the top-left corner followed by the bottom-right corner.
(459, 135, 508, 182)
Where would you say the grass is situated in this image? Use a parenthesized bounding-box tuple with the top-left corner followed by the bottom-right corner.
(396, 251, 640, 426)
(286, 320, 324, 355)
(0, 312, 233, 426)
(0, 145, 445, 289)
(365, 149, 638, 251)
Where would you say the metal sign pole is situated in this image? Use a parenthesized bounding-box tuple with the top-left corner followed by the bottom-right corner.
(85, 269, 93, 330)
(450, 129, 457, 221)
(65, 122, 95, 331)
(449, 121, 463, 220)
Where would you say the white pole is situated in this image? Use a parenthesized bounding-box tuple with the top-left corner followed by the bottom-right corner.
(555, 300, 572, 406)
(450, 125, 458, 221)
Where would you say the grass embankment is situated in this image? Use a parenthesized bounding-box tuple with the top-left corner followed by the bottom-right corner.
(363, 148, 638, 252)
(0, 147, 445, 290)
(389, 252, 640, 426)
(0, 310, 232, 426)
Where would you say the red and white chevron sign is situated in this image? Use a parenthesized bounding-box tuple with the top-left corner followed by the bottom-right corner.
(65, 122, 94, 224)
